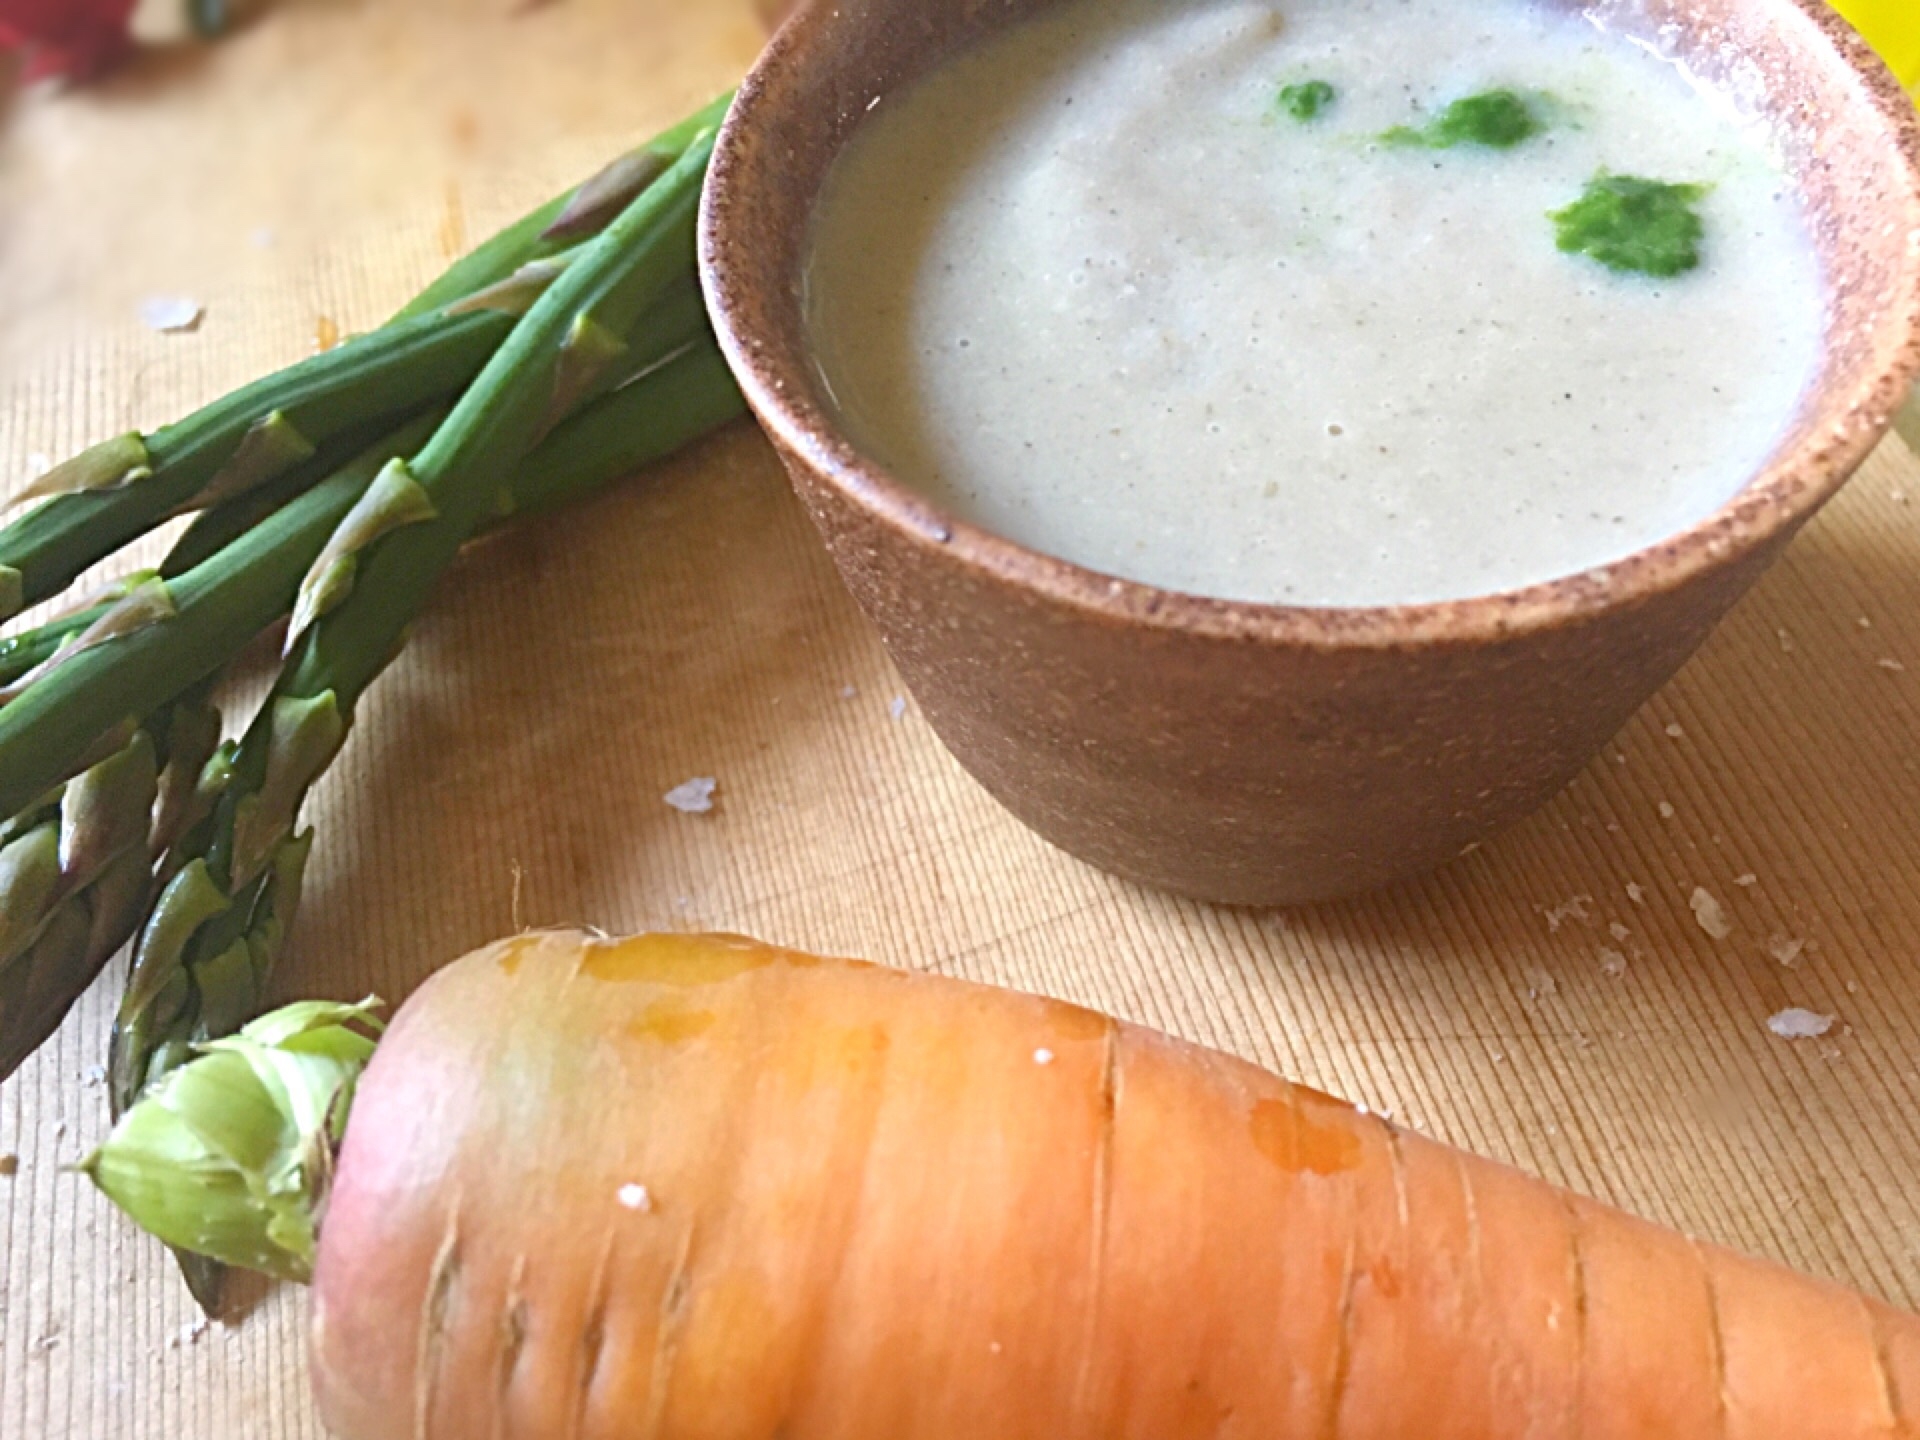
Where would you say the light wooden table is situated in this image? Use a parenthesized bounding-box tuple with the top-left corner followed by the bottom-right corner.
(4, 3, 1920, 1434)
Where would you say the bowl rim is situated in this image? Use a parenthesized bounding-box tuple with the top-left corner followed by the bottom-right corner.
(700, 0, 1920, 651)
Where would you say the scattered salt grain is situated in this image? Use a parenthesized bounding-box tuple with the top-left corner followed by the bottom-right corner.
(1597, 948, 1628, 977)
(1033, 1048, 1055, 1066)
(1540, 895, 1592, 933)
(1879, 658, 1907, 673)
(1776, 627, 1795, 653)
(82, 1064, 105, 1087)
(889, 696, 908, 721)
(1768, 935, 1807, 967)
(1664, 722, 1685, 739)
(664, 777, 717, 815)
(1607, 921, 1631, 942)
(25, 453, 51, 480)
(167, 1317, 210, 1350)
(1734, 873, 1758, 888)
(1658, 802, 1677, 820)
(1625, 883, 1646, 905)
(1689, 887, 1732, 940)
(617, 1183, 653, 1213)
(139, 295, 204, 334)
(989, 1341, 1003, 1355)
(1525, 968, 1559, 1000)
(1767, 1008, 1834, 1040)
(839, 684, 858, 700)
(1858, 616, 1874, 630)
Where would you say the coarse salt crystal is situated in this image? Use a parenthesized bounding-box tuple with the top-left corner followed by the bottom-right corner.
(1689, 887, 1732, 940)
(140, 296, 204, 334)
(1625, 883, 1645, 904)
(840, 684, 858, 699)
(1598, 948, 1628, 977)
(889, 696, 908, 720)
(664, 777, 717, 815)
(617, 1184, 653, 1212)
(1734, 873, 1758, 888)
(1664, 722, 1685, 738)
(1033, 1048, 1055, 1066)
(1767, 1008, 1834, 1040)
(1879, 658, 1907, 673)
(1768, 935, 1806, 967)
(1607, 922, 1631, 942)
(1658, 802, 1676, 820)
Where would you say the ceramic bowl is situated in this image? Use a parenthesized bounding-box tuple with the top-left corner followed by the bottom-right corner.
(700, 0, 1920, 906)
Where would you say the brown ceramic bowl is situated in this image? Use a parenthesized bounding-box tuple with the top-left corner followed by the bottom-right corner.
(700, 0, 1920, 907)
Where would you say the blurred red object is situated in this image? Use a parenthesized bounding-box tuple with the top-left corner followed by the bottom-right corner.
(1, 0, 139, 80)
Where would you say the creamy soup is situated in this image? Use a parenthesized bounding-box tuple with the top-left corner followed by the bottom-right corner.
(805, 0, 1824, 607)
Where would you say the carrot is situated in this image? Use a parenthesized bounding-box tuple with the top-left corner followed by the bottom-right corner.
(270, 929, 1920, 1440)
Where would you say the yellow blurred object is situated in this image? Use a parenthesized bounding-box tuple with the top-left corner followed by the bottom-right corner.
(1831, 0, 1920, 90)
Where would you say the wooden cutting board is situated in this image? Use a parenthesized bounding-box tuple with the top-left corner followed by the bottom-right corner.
(4, 2, 1920, 1434)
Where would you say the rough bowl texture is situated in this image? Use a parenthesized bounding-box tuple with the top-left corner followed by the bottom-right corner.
(699, 0, 1920, 906)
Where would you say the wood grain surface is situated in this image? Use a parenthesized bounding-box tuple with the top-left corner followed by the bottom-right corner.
(4, 3, 1920, 1435)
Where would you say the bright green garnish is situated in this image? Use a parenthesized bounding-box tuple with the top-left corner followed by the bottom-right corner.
(1381, 88, 1544, 149)
(1277, 79, 1337, 122)
(1549, 173, 1708, 278)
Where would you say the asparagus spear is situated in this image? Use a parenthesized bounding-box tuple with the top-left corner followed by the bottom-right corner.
(0, 93, 732, 622)
(0, 333, 739, 1092)
(113, 129, 719, 1062)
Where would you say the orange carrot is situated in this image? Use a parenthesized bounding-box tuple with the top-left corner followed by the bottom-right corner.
(299, 930, 1920, 1440)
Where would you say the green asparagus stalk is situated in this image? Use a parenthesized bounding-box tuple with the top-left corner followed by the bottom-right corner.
(0, 329, 739, 1095)
(0, 93, 732, 623)
(108, 133, 722, 1100)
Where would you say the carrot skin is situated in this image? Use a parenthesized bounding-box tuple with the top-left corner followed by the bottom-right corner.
(310, 932, 1920, 1440)
(1570, 1196, 1723, 1439)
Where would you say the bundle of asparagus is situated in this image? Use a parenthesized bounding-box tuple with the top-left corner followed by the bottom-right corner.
(0, 93, 745, 1304)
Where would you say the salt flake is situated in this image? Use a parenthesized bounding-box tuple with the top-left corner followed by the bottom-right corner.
(1689, 887, 1732, 940)
(1767, 934, 1806, 967)
(1734, 873, 1758, 888)
(1879, 658, 1907, 673)
(1597, 947, 1628, 977)
(1540, 895, 1592, 933)
(139, 296, 204, 334)
(1658, 802, 1677, 820)
(617, 1183, 653, 1212)
(664, 778, 717, 815)
(1625, 883, 1646, 905)
(1033, 1048, 1055, 1066)
(1607, 921, 1631, 942)
(1664, 722, 1685, 739)
(889, 696, 908, 721)
(1767, 1008, 1834, 1040)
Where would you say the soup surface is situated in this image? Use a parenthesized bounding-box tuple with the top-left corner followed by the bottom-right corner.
(805, 0, 1824, 606)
